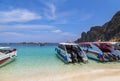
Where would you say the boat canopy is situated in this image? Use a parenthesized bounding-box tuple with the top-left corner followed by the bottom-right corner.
(59, 43, 78, 46)
(0, 47, 11, 50)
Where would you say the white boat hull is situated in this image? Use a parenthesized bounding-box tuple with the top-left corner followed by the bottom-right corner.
(0, 48, 17, 67)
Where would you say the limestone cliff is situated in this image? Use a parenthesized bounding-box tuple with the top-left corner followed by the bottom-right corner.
(76, 11, 120, 42)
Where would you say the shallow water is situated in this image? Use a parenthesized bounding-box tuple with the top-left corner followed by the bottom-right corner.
(0, 43, 120, 80)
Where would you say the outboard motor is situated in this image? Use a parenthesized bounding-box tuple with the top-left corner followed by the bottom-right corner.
(71, 52, 78, 63)
(79, 51, 88, 63)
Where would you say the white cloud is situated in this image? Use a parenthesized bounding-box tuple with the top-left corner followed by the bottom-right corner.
(41, 1, 92, 24)
(0, 28, 77, 42)
(52, 11, 78, 24)
(0, 24, 76, 36)
(62, 32, 77, 36)
(49, 4, 56, 18)
(0, 24, 54, 32)
(52, 29, 62, 33)
(1, 32, 22, 36)
(51, 29, 77, 37)
(44, 3, 56, 20)
(0, 9, 41, 23)
(51, 28, 77, 37)
(0, 31, 77, 43)
(0, 32, 41, 42)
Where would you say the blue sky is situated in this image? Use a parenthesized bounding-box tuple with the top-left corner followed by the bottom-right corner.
(0, 0, 120, 43)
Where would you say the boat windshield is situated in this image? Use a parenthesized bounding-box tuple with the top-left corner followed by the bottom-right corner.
(58, 45, 66, 51)
(72, 45, 81, 52)
(0, 47, 15, 54)
(65, 45, 82, 54)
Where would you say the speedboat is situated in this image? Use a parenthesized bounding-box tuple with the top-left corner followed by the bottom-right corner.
(95, 42, 120, 61)
(79, 42, 120, 62)
(113, 42, 120, 50)
(79, 43, 107, 62)
(55, 43, 88, 63)
(0, 47, 17, 67)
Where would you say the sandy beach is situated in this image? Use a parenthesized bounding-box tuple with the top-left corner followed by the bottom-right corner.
(1, 44, 120, 81)
(1, 69, 120, 81)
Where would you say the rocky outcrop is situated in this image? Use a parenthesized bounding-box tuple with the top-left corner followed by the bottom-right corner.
(76, 11, 120, 42)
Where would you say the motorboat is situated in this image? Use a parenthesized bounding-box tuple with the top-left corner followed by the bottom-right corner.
(55, 43, 88, 63)
(80, 43, 107, 62)
(95, 42, 120, 61)
(0, 47, 17, 67)
(113, 42, 120, 50)
(79, 42, 120, 62)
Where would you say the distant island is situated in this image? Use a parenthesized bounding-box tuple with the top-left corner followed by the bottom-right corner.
(76, 11, 120, 42)
(17, 42, 58, 46)
(18, 42, 46, 44)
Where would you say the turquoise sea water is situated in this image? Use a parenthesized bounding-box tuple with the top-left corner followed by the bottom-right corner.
(0, 43, 120, 81)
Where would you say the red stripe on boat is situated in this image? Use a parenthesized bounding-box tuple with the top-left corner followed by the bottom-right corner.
(0, 57, 10, 64)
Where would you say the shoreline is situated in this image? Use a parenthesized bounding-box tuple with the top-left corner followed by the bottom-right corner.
(1, 69, 120, 81)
